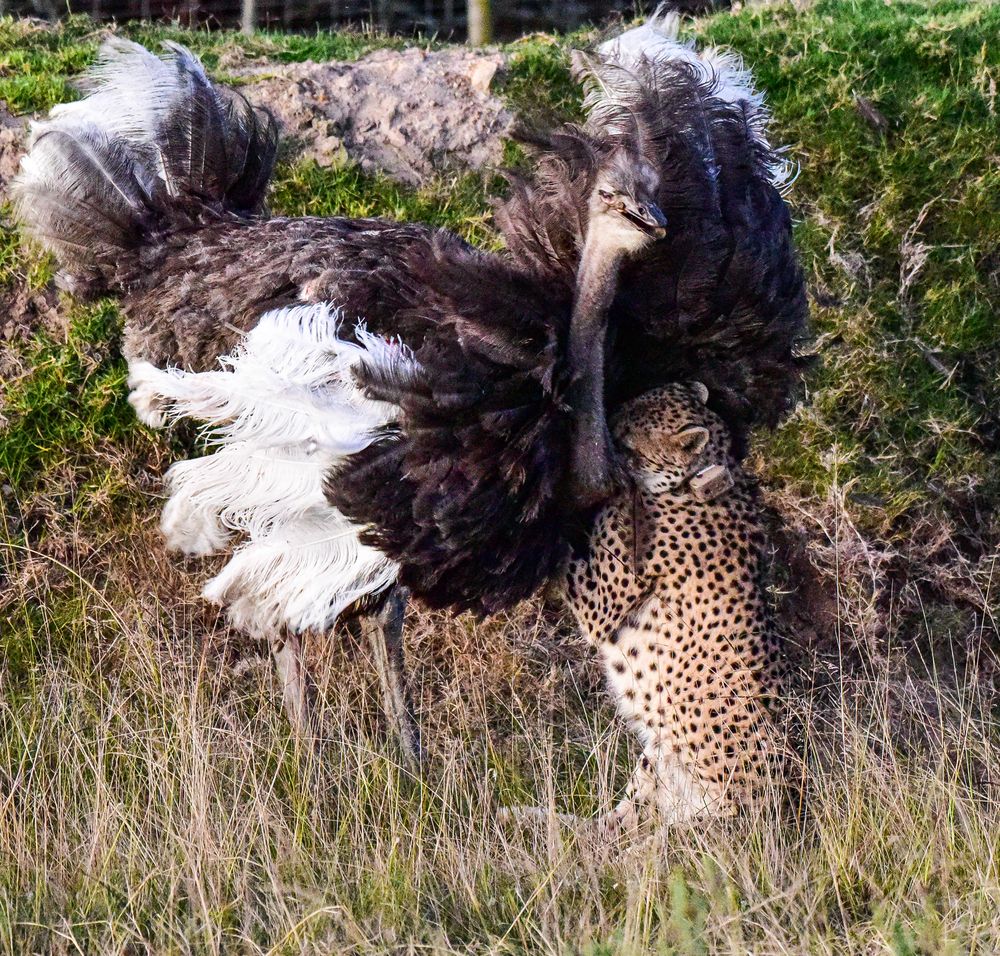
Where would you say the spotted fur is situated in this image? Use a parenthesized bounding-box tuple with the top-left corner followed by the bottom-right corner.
(564, 383, 789, 826)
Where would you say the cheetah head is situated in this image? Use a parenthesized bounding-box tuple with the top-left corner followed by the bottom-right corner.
(611, 382, 734, 502)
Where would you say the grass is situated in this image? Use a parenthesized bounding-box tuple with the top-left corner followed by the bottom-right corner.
(703, 0, 1000, 525)
(2, 0, 1000, 951)
(3, 590, 1000, 953)
(270, 162, 502, 248)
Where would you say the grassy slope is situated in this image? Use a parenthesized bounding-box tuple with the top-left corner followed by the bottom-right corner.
(1, 2, 1000, 952)
(715, 1, 1000, 502)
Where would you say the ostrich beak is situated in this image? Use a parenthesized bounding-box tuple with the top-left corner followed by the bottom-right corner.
(622, 200, 668, 239)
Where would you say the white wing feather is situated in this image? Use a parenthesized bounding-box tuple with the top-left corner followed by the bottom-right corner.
(129, 303, 405, 635)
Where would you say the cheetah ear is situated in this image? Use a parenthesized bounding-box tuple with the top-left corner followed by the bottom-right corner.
(674, 426, 709, 456)
(690, 381, 709, 404)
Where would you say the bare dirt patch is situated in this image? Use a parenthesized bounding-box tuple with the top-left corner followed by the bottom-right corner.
(238, 47, 513, 185)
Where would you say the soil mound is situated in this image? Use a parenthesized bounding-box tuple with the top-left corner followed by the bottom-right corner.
(239, 47, 513, 185)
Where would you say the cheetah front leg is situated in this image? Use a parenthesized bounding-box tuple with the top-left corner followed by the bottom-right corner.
(599, 751, 658, 834)
(601, 743, 730, 835)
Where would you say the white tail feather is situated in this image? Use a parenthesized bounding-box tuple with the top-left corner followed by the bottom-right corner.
(202, 506, 398, 635)
(130, 305, 403, 453)
(160, 441, 328, 555)
(130, 303, 406, 634)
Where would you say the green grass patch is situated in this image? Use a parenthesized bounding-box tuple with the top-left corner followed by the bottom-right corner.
(0, 208, 54, 291)
(695, 0, 1000, 525)
(269, 159, 500, 247)
(498, 31, 587, 126)
(0, 300, 133, 490)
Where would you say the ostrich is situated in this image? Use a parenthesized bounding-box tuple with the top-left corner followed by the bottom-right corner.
(13, 37, 666, 760)
(127, 141, 665, 760)
(13, 14, 807, 777)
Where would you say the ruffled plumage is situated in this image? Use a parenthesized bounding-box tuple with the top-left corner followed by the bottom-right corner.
(13, 17, 808, 624)
(325, 13, 808, 613)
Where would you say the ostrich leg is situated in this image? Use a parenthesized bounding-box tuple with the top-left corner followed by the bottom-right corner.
(271, 630, 316, 737)
(362, 586, 423, 772)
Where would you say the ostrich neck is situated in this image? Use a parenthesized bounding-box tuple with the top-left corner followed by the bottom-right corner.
(566, 227, 626, 507)
(573, 231, 625, 335)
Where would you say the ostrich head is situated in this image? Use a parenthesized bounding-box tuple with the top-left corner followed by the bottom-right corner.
(586, 146, 667, 254)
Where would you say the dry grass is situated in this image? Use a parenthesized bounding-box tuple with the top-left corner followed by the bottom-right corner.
(2, 485, 1000, 953)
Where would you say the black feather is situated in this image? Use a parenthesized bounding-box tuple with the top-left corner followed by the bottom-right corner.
(325, 231, 576, 615)
(14, 39, 277, 295)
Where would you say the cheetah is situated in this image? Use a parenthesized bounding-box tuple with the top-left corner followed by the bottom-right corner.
(563, 381, 790, 829)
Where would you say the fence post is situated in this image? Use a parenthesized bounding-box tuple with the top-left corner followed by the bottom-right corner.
(241, 0, 256, 34)
(467, 0, 492, 44)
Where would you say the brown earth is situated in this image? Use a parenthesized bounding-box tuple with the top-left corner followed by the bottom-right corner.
(237, 47, 513, 185)
(0, 102, 27, 205)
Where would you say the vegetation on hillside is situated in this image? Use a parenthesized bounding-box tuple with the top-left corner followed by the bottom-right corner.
(1, 1, 999, 952)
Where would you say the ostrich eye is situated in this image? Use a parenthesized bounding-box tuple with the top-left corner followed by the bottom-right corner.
(598, 189, 614, 201)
